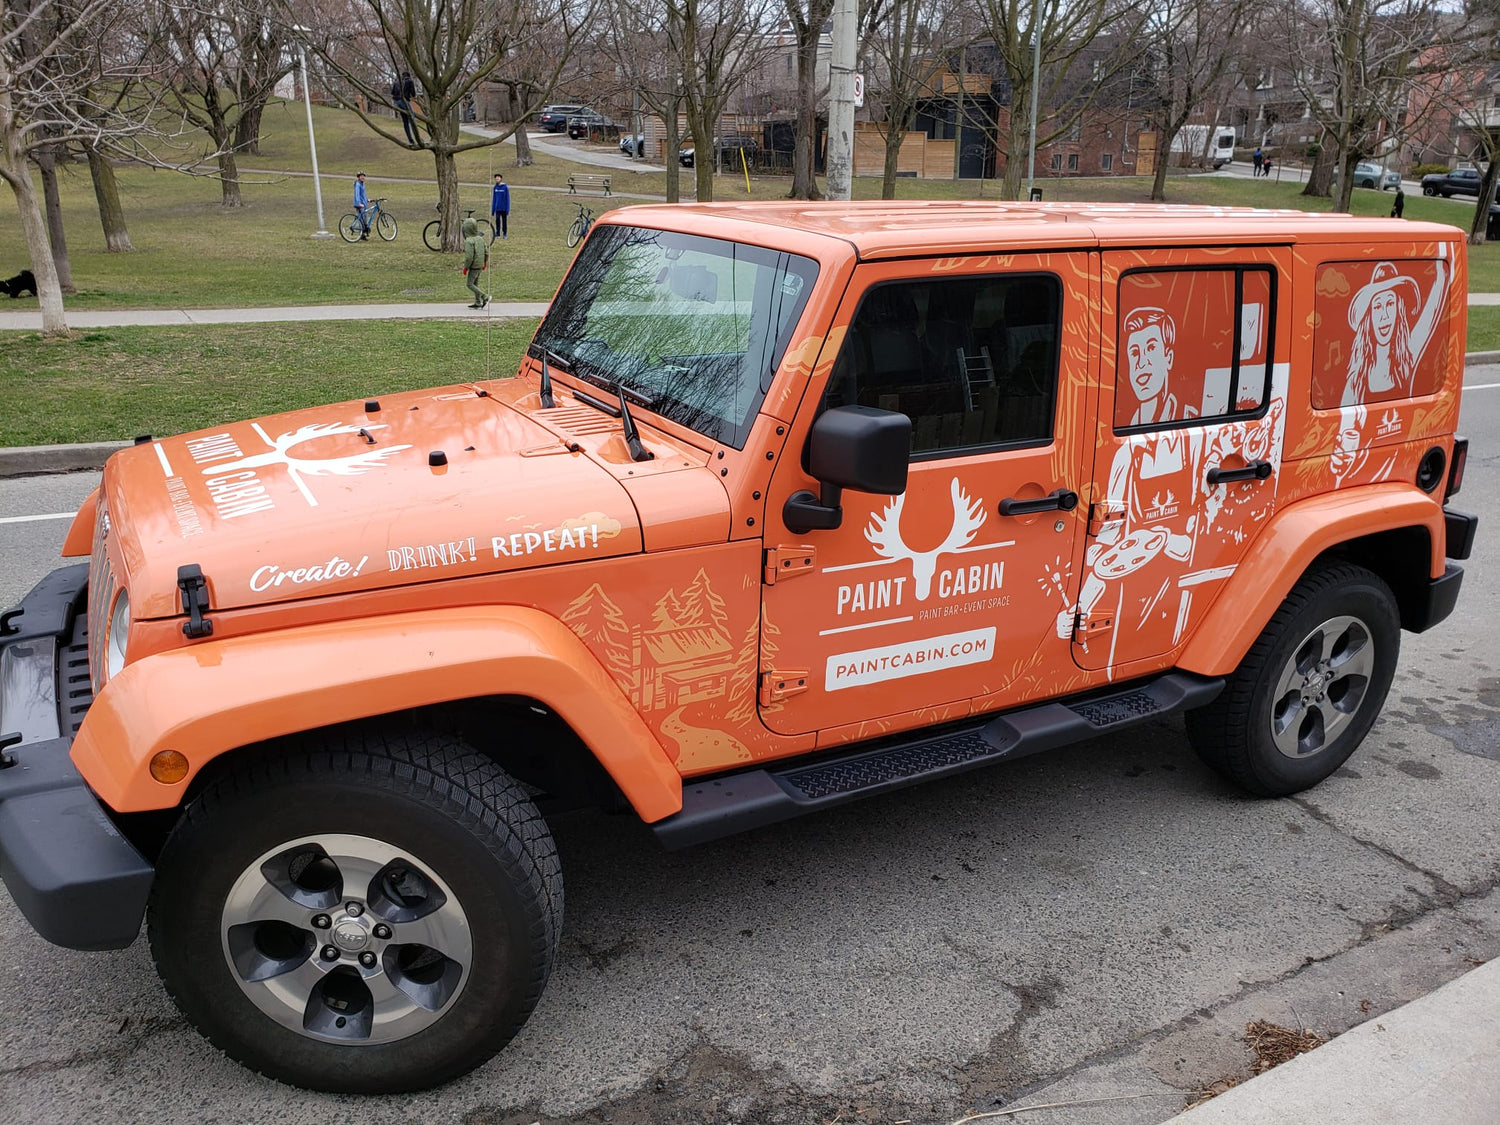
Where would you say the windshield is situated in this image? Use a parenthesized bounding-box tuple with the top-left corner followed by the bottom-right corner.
(532, 225, 819, 448)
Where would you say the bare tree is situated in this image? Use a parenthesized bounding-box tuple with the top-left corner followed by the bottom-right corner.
(297, 0, 592, 251)
(151, 1, 294, 208)
(0, 0, 163, 334)
(601, 0, 688, 200)
(781, 0, 836, 198)
(668, 0, 773, 202)
(865, 0, 954, 199)
(1140, 0, 1253, 201)
(974, 0, 1145, 199)
(1285, 0, 1444, 212)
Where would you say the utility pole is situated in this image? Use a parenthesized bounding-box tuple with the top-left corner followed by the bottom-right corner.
(953, 31, 966, 180)
(827, 0, 857, 199)
(1025, 0, 1042, 200)
(296, 35, 332, 239)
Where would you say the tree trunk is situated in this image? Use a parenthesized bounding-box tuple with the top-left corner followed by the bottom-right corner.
(218, 149, 243, 207)
(234, 101, 264, 156)
(432, 106, 463, 251)
(1302, 142, 1334, 198)
(1334, 151, 1360, 213)
(999, 105, 1026, 201)
(790, 34, 821, 200)
(881, 122, 902, 199)
(0, 157, 69, 335)
(33, 145, 74, 294)
(514, 123, 533, 166)
(1151, 129, 1171, 202)
(87, 147, 133, 252)
(666, 100, 682, 203)
(1468, 159, 1500, 245)
(691, 117, 714, 203)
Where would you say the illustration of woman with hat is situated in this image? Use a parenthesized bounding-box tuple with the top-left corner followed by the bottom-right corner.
(1341, 257, 1448, 406)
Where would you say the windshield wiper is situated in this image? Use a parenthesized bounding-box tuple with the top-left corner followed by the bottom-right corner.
(537, 352, 557, 409)
(616, 389, 654, 463)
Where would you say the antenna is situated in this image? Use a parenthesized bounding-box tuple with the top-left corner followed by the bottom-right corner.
(538, 352, 556, 408)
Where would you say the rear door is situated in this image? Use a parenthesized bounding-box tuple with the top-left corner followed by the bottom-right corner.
(1073, 247, 1292, 675)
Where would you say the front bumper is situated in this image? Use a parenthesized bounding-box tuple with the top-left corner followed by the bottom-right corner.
(0, 564, 152, 950)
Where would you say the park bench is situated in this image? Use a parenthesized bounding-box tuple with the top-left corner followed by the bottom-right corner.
(567, 173, 612, 196)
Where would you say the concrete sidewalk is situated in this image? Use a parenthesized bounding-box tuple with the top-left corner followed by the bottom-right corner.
(0, 301, 548, 332)
(1162, 957, 1499, 1123)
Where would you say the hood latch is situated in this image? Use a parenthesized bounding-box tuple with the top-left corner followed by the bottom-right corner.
(177, 564, 214, 638)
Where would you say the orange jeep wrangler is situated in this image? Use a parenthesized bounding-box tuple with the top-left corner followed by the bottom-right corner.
(0, 203, 1478, 1092)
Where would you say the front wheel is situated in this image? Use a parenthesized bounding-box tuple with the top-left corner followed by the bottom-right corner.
(566, 219, 586, 248)
(1423, 186, 1436, 196)
(474, 218, 494, 241)
(1186, 562, 1399, 797)
(148, 731, 563, 1093)
(422, 220, 443, 252)
(376, 212, 398, 241)
(337, 214, 364, 243)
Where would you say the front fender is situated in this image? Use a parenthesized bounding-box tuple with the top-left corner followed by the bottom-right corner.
(1177, 484, 1445, 677)
(70, 606, 682, 822)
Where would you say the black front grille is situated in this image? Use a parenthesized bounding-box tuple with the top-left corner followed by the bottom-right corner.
(59, 611, 94, 738)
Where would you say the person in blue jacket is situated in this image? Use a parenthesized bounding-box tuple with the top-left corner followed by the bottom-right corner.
(352, 172, 370, 240)
(491, 173, 510, 242)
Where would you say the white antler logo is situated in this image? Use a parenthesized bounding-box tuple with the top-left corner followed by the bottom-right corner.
(864, 477, 987, 600)
(206, 422, 412, 508)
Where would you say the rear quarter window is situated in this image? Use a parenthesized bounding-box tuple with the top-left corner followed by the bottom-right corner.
(1311, 260, 1451, 409)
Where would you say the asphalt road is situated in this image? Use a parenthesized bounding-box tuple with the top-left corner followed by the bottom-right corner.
(2, 375, 1499, 1125)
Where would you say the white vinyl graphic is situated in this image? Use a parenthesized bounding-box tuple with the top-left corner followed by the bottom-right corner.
(826, 627, 997, 690)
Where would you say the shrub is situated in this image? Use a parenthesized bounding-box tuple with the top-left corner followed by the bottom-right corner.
(1412, 163, 1452, 178)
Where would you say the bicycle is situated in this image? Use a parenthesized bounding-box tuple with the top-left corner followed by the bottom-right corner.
(566, 203, 595, 248)
(424, 206, 493, 251)
(338, 197, 397, 242)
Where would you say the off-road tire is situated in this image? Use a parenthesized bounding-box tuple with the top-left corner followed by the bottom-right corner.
(148, 729, 562, 1093)
(1185, 562, 1399, 797)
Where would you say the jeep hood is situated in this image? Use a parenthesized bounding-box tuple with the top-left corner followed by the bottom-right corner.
(105, 385, 651, 619)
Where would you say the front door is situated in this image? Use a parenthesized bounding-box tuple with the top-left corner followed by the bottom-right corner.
(1073, 247, 1293, 675)
(760, 253, 1096, 737)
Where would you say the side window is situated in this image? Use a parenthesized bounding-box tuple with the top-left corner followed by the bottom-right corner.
(1310, 260, 1451, 409)
(1115, 267, 1275, 431)
(825, 274, 1061, 456)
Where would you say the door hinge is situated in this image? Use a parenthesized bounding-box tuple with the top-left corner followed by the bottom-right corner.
(759, 669, 810, 706)
(763, 545, 817, 585)
(1087, 502, 1126, 537)
(177, 563, 214, 638)
(1073, 612, 1114, 643)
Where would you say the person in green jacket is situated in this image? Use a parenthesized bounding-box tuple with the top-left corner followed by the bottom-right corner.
(461, 217, 489, 308)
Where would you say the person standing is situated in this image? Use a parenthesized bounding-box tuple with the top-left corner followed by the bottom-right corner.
(352, 172, 370, 240)
(1262, 157, 1273, 180)
(490, 173, 511, 242)
(461, 218, 489, 308)
(1391, 186, 1405, 218)
(1253, 147, 1263, 177)
(392, 71, 419, 148)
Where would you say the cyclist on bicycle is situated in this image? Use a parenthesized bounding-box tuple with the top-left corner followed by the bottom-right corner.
(353, 172, 371, 241)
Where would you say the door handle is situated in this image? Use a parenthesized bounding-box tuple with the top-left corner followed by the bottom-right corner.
(998, 488, 1079, 516)
(1206, 460, 1273, 486)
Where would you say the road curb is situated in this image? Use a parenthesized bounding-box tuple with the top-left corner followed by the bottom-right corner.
(4, 352, 1499, 479)
(0, 441, 132, 479)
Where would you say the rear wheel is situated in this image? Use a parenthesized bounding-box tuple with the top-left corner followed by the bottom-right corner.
(337, 214, 363, 243)
(376, 212, 398, 241)
(149, 730, 562, 1093)
(566, 218, 586, 248)
(1423, 186, 1436, 196)
(1186, 562, 1399, 797)
(423, 219, 443, 251)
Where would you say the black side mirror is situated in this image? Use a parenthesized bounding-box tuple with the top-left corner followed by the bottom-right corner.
(784, 405, 910, 533)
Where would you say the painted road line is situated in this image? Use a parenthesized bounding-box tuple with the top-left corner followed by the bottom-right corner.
(0, 512, 75, 525)
(1463, 382, 1500, 391)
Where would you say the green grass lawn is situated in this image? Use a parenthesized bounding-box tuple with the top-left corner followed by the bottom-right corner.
(0, 318, 536, 445)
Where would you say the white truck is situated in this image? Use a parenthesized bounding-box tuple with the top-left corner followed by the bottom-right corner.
(1171, 124, 1237, 169)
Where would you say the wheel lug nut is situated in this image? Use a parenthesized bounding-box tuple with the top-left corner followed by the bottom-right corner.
(321, 945, 340, 961)
(345, 902, 363, 917)
(359, 951, 377, 969)
(373, 924, 391, 940)
(312, 914, 331, 929)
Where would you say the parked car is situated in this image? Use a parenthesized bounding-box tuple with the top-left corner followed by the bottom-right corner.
(1353, 162, 1401, 191)
(680, 133, 758, 169)
(1421, 167, 1484, 197)
(619, 133, 645, 157)
(567, 111, 617, 140)
(1, 201, 1477, 1096)
(536, 104, 584, 133)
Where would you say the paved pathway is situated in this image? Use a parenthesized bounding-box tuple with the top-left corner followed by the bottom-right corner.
(5, 294, 1500, 333)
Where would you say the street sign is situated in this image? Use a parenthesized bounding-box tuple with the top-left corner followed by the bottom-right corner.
(853, 73, 864, 108)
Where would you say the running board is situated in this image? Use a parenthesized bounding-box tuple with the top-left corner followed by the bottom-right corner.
(652, 672, 1223, 850)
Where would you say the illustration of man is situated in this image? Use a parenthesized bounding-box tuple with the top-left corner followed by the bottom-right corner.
(1122, 306, 1199, 425)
